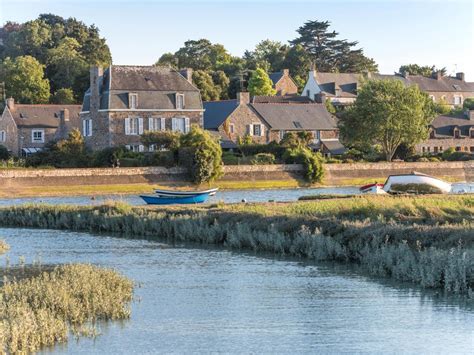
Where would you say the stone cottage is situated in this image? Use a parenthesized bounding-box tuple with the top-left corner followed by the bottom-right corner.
(80, 65, 204, 152)
(269, 69, 299, 95)
(203, 92, 338, 146)
(0, 98, 81, 156)
(302, 69, 474, 108)
(415, 110, 474, 154)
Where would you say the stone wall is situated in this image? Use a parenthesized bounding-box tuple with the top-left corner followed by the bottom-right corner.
(219, 104, 268, 144)
(415, 137, 474, 154)
(274, 74, 298, 95)
(0, 161, 472, 189)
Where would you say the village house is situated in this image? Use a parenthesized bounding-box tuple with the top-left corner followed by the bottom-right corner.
(415, 110, 474, 155)
(302, 69, 474, 108)
(203, 92, 339, 152)
(0, 98, 81, 156)
(269, 69, 299, 95)
(80, 65, 204, 152)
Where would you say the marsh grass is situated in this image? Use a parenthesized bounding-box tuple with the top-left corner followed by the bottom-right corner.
(0, 264, 133, 353)
(0, 240, 9, 254)
(0, 195, 472, 296)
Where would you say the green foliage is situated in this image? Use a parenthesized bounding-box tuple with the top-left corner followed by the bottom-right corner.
(212, 70, 230, 100)
(441, 147, 472, 161)
(174, 39, 231, 71)
(463, 98, 474, 110)
(51, 88, 76, 104)
(399, 64, 446, 77)
(251, 153, 275, 165)
(147, 151, 177, 167)
(179, 126, 223, 183)
(283, 147, 324, 183)
(0, 145, 10, 160)
(1, 56, 50, 103)
(192, 70, 220, 101)
(435, 97, 452, 114)
(237, 135, 253, 146)
(244, 40, 288, 72)
(325, 98, 336, 114)
(280, 131, 314, 149)
(155, 52, 178, 68)
(141, 131, 181, 150)
(282, 44, 312, 92)
(247, 68, 276, 96)
(238, 142, 286, 159)
(339, 79, 435, 161)
(291, 20, 378, 73)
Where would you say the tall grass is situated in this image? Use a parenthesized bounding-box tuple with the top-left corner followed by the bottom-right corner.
(0, 264, 133, 353)
(0, 195, 472, 296)
(0, 239, 9, 254)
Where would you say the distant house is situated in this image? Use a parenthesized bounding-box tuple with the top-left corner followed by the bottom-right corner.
(0, 98, 81, 156)
(416, 110, 474, 154)
(302, 69, 474, 107)
(269, 69, 299, 95)
(203, 92, 338, 147)
(80, 65, 204, 152)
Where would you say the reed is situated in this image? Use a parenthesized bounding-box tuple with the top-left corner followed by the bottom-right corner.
(0, 239, 9, 254)
(0, 195, 472, 296)
(0, 264, 133, 353)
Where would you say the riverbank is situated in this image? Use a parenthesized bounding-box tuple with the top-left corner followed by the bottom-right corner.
(0, 195, 472, 296)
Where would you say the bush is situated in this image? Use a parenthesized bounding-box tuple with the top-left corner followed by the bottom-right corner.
(141, 131, 180, 150)
(119, 158, 141, 167)
(222, 151, 240, 165)
(463, 97, 474, 110)
(435, 98, 452, 114)
(283, 147, 324, 183)
(145, 151, 176, 167)
(251, 153, 275, 165)
(0, 145, 10, 160)
(92, 147, 127, 167)
(238, 142, 286, 159)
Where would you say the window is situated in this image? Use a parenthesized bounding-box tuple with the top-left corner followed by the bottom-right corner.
(306, 89, 310, 97)
(32, 129, 44, 143)
(148, 117, 165, 132)
(172, 117, 189, 133)
(125, 117, 143, 135)
(129, 93, 138, 109)
(0, 131, 5, 142)
(429, 130, 435, 138)
(176, 93, 185, 109)
(456, 146, 461, 152)
(454, 96, 462, 105)
(454, 129, 460, 139)
(83, 119, 92, 137)
(253, 124, 261, 136)
(429, 95, 435, 102)
(293, 121, 303, 129)
(422, 147, 425, 153)
(125, 144, 144, 152)
(229, 123, 235, 134)
(280, 130, 285, 140)
(434, 147, 438, 153)
(470, 129, 474, 138)
(470, 147, 474, 153)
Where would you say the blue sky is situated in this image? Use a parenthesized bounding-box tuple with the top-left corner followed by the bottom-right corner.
(1, 0, 473, 79)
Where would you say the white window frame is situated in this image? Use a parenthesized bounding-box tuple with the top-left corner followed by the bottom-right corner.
(453, 96, 462, 105)
(148, 117, 166, 132)
(280, 130, 285, 140)
(251, 123, 264, 137)
(125, 144, 144, 152)
(31, 129, 44, 143)
(83, 119, 92, 137)
(171, 116, 190, 133)
(176, 93, 185, 109)
(129, 93, 138, 109)
(0, 130, 5, 142)
(125, 117, 143, 135)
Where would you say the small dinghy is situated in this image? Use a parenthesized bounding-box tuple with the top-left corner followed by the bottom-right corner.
(141, 188, 218, 205)
(360, 172, 451, 195)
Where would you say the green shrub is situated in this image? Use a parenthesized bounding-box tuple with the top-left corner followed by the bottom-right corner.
(92, 147, 127, 167)
(283, 147, 324, 183)
(435, 98, 452, 114)
(141, 131, 180, 150)
(251, 153, 275, 165)
(428, 156, 441, 162)
(463, 97, 474, 110)
(119, 158, 141, 167)
(222, 151, 240, 165)
(238, 142, 286, 159)
(417, 157, 430, 162)
(146, 151, 176, 167)
(0, 145, 9, 160)
(441, 147, 472, 161)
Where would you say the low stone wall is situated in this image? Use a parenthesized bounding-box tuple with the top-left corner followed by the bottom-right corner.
(0, 161, 472, 189)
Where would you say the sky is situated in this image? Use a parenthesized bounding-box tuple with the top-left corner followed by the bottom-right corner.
(1, 0, 473, 80)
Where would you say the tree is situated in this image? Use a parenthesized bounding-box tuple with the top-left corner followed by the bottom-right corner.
(212, 70, 230, 99)
(283, 44, 312, 92)
(51, 88, 76, 104)
(339, 79, 435, 161)
(244, 40, 288, 72)
(463, 98, 474, 110)
(174, 39, 231, 71)
(399, 64, 446, 77)
(1, 55, 50, 103)
(155, 52, 178, 68)
(247, 68, 276, 96)
(192, 70, 220, 101)
(291, 20, 378, 73)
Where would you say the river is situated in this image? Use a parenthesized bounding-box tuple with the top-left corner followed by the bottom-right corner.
(0, 228, 472, 354)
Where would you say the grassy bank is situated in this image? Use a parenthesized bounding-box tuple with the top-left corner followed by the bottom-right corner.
(0, 263, 133, 353)
(0, 195, 472, 296)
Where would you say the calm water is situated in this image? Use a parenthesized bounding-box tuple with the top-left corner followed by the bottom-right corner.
(0, 228, 472, 354)
(0, 183, 472, 207)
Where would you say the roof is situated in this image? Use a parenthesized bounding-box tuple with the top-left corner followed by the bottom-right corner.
(250, 103, 337, 130)
(430, 112, 474, 137)
(8, 104, 82, 128)
(209, 130, 238, 149)
(203, 100, 239, 129)
(320, 139, 347, 155)
(82, 65, 203, 111)
(252, 95, 313, 104)
(269, 72, 284, 85)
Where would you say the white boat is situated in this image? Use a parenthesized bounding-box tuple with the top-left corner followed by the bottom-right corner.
(154, 188, 218, 198)
(360, 172, 452, 194)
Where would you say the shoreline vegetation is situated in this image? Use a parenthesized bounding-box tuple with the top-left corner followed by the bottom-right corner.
(0, 242, 134, 353)
(0, 196, 472, 297)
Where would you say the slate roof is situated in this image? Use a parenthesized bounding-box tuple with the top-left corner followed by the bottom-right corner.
(82, 65, 203, 111)
(430, 112, 474, 137)
(8, 104, 82, 128)
(320, 139, 347, 155)
(250, 103, 337, 130)
(203, 100, 239, 129)
(209, 130, 238, 149)
(252, 95, 313, 104)
(269, 72, 284, 85)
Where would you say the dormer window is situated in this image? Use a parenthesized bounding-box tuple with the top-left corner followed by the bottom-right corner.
(470, 128, 474, 138)
(176, 93, 185, 109)
(129, 93, 138, 109)
(454, 127, 460, 138)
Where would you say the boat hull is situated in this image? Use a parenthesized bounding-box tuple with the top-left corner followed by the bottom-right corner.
(154, 188, 218, 197)
(140, 194, 210, 205)
(383, 174, 451, 194)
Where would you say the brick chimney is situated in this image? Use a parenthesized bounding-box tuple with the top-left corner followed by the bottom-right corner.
(60, 108, 70, 122)
(5, 97, 14, 110)
(90, 66, 103, 114)
(237, 92, 250, 105)
(433, 71, 443, 80)
(456, 72, 465, 81)
(282, 69, 289, 76)
(179, 68, 193, 84)
(315, 92, 326, 104)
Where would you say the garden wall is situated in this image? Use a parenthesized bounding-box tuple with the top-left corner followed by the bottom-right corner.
(0, 161, 472, 189)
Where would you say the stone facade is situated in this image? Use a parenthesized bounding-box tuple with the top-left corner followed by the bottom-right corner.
(0, 104, 19, 154)
(272, 69, 299, 95)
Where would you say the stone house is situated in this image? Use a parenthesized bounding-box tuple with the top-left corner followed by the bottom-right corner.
(0, 98, 81, 156)
(203, 92, 338, 147)
(269, 69, 299, 95)
(80, 65, 204, 152)
(415, 110, 474, 154)
(302, 69, 474, 108)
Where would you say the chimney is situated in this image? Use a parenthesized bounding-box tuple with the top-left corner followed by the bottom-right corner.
(179, 68, 193, 84)
(5, 97, 14, 110)
(237, 92, 250, 105)
(335, 87, 341, 97)
(315, 92, 326, 104)
(60, 108, 70, 122)
(363, 70, 372, 79)
(456, 72, 465, 81)
(282, 69, 289, 76)
(433, 71, 442, 80)
(90, 66, 103, 113)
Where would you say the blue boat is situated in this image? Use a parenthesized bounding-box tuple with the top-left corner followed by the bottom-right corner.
(140, 193, 210, 205)
(154, 188, 218, 197)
